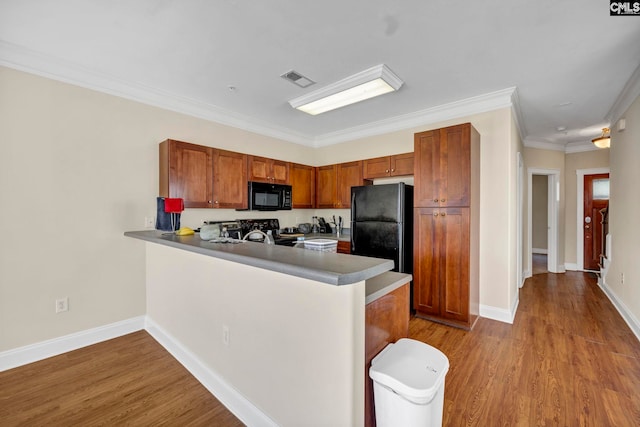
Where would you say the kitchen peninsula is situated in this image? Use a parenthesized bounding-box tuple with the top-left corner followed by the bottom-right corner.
(125, 230, 411, 427)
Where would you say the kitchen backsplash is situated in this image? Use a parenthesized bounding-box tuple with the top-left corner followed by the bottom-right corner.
(178, 208, 351, 231)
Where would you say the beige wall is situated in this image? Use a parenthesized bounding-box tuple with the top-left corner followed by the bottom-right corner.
(523, 147, 565, 274)
(316, 108, 521, 314)
(146, 243, 364, 426)
(522, 147, 611, 274)
(0, 66, 315, 351)
(0, 65, 519, 352)
(564, 149, 609, 266)
(606, 93, 640, 326)
(532, 175, 548, 250)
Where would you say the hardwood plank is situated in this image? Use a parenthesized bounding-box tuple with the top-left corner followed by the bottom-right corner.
(3, 271, 639, 426)
(0, 331, 244, 426)
(408, 271, 640, 427)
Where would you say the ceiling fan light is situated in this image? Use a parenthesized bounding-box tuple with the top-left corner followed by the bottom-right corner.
(592, 127, 611, 149)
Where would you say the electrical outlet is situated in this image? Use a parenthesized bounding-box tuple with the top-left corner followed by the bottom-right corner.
(223, 325, 230, 347)
(144, 216, 155, 228)
(55, 297, 69, 313)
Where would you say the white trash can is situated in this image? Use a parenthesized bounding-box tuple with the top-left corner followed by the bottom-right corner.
(369, 338, 449, 427)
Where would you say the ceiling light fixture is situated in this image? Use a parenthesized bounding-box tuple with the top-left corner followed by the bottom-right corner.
(288, 64, 403, 115)
(592, 127, 611, 149)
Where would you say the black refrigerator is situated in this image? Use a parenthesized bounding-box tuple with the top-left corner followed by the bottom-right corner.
(350, 183, 413, 274)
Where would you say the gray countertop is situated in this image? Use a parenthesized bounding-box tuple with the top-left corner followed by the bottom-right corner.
(365, 271, 412, 304)
(125, 230, 394, 286)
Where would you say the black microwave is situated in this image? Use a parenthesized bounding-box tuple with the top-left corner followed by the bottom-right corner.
(247, 181, 292, 211)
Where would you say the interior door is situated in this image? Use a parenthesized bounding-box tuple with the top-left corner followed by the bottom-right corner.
(583, 173, 609, 270)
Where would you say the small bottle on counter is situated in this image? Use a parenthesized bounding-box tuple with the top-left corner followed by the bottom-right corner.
(265, 230, 275, 245)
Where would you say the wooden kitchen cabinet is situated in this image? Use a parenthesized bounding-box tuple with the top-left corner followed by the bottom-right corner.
(365, 283, 409, 427)
(316, 161, 371, 208)
(337, 240, 350, 254)
(337, 161, 366, 208)
(290, 163, 315, 209)
(363, 152, 414, 179)
(159, 140, 247, 209)
(159, 139, 213, 208)
(414, 125, 472, 208)
(413, 207, 477, 327)
(316, 165, 338, 208)
(212, 149, 247, 209)
(247, 155, 289, 184)
(413, 123, 479, 330)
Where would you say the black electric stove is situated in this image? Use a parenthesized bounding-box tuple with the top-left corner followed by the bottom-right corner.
(237, 218, 300, 246)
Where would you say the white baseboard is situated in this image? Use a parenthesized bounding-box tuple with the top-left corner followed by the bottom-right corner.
(0, 316, 145, 372)
(145, 317, 277, 427)
(599, 280, 640, 342)
(480, 297, 518, 324)
(532, 248, 548, 254)
(523, 269, 532, 279)
(565, 263, 580, 271)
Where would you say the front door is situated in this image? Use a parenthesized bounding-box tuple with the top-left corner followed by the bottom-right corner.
(583, 173, 609, 270)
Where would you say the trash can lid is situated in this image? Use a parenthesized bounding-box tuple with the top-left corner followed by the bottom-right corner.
(369, 338, 449, 404)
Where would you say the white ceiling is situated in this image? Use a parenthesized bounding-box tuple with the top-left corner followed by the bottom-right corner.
(1, 0, 639, 149)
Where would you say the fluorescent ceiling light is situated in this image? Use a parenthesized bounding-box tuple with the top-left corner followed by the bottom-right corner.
(289, 64, 403, 115)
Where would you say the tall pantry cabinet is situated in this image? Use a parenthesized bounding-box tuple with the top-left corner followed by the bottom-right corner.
(413, 123, 480, 330)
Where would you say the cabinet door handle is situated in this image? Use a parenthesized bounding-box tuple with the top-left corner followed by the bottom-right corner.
(433, 212, 439, 217)
(391, 168, 395, 172)
(385, 169, 389, 173)
(440, 212, 446, 217)
(214, 200, 219, 204)
(208, 201, 212, 204)
(433, 198, 439, 203)
(441, 198, 446, 203)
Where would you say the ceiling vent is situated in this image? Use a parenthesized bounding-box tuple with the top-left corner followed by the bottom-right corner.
(281, 70, 315, 88)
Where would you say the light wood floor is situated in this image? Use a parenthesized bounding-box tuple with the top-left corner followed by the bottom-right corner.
(532, 253, 548, 275)
(2, 271, 639, 426)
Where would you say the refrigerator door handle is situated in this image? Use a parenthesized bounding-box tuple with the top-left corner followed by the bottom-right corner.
(351, 191, 356, 217)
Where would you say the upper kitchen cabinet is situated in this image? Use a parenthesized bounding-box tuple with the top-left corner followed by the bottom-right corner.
(159, 140, 247, 209)
(363, 153, 414, 179)
(290, 163, 315, 209)
(248, 155, 289, 184)
(316, 165, 338, 209)
(159, 139, 213, 208)
(338, 161, 368, 208)
(414, 124, 477, 208)
(212, 149, 247, 209)
(316, 161, 372, 209)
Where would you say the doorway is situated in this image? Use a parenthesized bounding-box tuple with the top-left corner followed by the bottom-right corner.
(527, 168, 560, 275)
(532, 175, 548, 275)
(583, 173, 609, 270)
(576, 168, 610, 272)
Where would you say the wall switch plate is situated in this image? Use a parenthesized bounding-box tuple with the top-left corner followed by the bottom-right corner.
(56, 297, 69, 313)
(144, 216, 155, 228)
(223, 325, 230, 347)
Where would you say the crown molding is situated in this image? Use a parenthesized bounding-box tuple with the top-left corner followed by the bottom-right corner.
(311, 87, 518, 147)
(523, 139, 567, 152)
(0, 40, 312, 145)
(524, 137, 602, 153)
(565, 141, 602, 154)
(509, 87, 527, 142)
(607, 61, 640, 124)
(1, 40, 517, 148)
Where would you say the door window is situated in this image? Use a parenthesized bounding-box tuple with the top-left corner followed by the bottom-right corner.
(592, 179, 610, 200)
